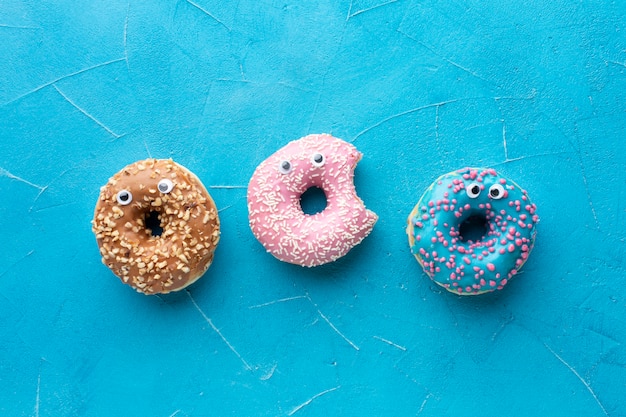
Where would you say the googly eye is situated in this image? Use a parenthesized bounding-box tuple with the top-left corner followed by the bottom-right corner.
(466, 182, 481, 199)
(488, 183, 505, 199)
(278, 160, 292, 174)
(116, 190, 133, 205)
(158, 178, 174, 194)
(311, 153, 325, 167)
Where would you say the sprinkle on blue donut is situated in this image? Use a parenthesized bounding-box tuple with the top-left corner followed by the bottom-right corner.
(406, 167, 539, 295)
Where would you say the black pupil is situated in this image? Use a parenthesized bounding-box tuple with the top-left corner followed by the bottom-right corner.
(159, 183, 167, 191)
(120, 192, 129, 201)
(471, 185, 480, 194)
(282, 161, 290, 170)
(490, 187, 500, 197)
(314, 154, 323, 163)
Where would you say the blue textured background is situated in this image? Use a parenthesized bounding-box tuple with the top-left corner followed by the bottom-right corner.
(1, 0, 625, 415)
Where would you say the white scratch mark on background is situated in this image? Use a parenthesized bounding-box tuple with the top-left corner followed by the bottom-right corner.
(123, 2, 130, 71)
(606, 60, 626, 69)
(396, 30, 490, 83)
(0, 250, 35, 279)
(309, 296, 360, 351)
(208, 185, 247, 189)
(352, 99, 461, 142)
(417, 393, 432, 415)
(288, 386, 341, 416)
(347, 0, 398, 20)
(248, 295, 308, 309)
(186, 0, 231, 31)
(33, 368, 41, 417)
(143, 138, 153, 158)
(0, 23, 40, 29)
(490, 151, 574, 167)
(544, 343, 609, 416)
(0, 167, 45, 191)
(52, 85, 121, 138)
(434, 105, 445, 168)
(579, 162, 600, 229)
(217, 204, 233, 213)
(186, 291, 253, 371)
(501, 119, 509, 160)
(373, 335, 407, 351)
(259, 363, 277, 381)
(249, 294, 360, 351)
(168, 410, 181, 417)
(3, 58, 126, 106)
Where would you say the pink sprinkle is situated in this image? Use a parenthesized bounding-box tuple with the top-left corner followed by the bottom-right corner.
(463, 256, 471, 264)
(508, 244, 515, 253)
(480, 278, 486, 286)
(499, 248, 506, 255)
(431, 237, 437, 243)
(487, 263, 496, 271)
(489, 280, 496, 287)
(519, 214, 527, 220)
(422, 214, 429, 220)
(515, 238, 523, 246)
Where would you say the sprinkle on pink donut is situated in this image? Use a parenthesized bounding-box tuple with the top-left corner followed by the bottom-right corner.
(406, 167, 538, 295)
(248, 134, 378, 267)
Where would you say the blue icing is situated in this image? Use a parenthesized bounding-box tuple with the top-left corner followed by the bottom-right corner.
(407, 167, 539, 295)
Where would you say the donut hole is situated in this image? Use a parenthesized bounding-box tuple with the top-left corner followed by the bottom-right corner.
(299, 186, 327, 215)
(459, 214, 488, 243)
(145, 210, 164, 237)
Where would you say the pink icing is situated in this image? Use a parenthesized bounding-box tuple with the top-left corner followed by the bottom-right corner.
(247, 134, 378, 267)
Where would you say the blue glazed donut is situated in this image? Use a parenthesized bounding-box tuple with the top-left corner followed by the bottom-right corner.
(406, 167, 538, 295)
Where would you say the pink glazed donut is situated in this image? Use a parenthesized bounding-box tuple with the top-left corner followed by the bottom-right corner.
(247, 134, 378, 267)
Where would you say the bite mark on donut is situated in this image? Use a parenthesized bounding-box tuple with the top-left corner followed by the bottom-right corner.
(248, 134, 377, 267)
